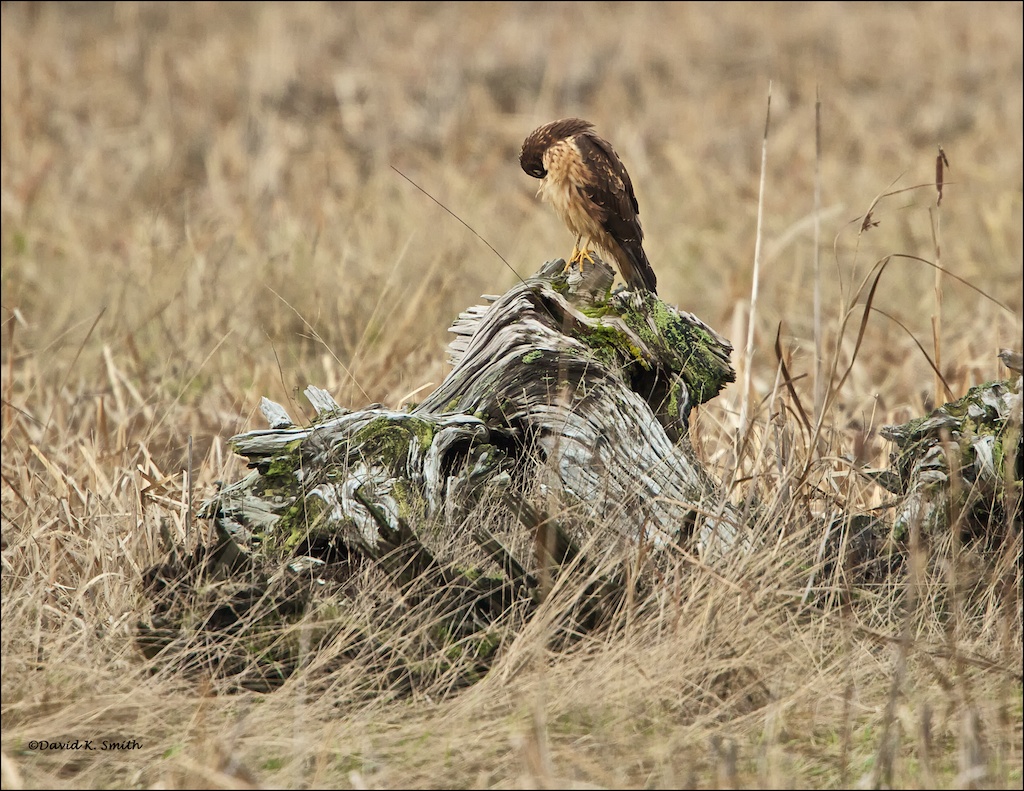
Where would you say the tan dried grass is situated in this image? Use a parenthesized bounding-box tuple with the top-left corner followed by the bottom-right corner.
(2, 2, 1021, 788)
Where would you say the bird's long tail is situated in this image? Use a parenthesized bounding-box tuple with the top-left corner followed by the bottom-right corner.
(621, 240, 658, 294)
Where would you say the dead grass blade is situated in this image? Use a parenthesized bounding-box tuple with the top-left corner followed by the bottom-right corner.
(773, 323, 813, 438)
(738, 80, 772, 441)
(870, 306, 955, 401)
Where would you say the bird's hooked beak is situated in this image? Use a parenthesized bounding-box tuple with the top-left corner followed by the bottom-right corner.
(519, 140, 547, 179)
(524, 162, 546, 179)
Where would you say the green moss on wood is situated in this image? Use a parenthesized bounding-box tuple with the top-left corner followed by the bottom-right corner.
(576, 322, 649, 371)
(623, 295, 735, 405)
(352, 416, 435, 472)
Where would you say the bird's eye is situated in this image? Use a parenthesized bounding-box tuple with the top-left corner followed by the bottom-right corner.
(529, 166, 546, 178)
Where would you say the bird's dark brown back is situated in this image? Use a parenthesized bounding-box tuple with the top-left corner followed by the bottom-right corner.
(573, 130, 657, 293)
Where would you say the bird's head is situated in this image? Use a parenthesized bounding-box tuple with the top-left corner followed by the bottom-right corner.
(519, 118, 595, 179)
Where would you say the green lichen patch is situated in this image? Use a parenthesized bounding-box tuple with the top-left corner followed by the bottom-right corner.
(573, 321, 649, 373)
(240, 438, 305, 499)
(390, 477, 428, 523)
(274, 489, 336, 555)
(621, 296, 735, 405)
(580, 304, 612, 319)
(568, 292, 734, 406)
(351, 416, 435, 472)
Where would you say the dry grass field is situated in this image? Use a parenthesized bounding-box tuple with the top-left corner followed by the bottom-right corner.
(2, 2, 1022, 788)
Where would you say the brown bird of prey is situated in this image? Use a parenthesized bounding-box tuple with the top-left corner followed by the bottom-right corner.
(520, 118, 657, 293)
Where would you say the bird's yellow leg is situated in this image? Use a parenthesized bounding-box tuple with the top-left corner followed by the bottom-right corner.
(564, 235, 583, 273)
(576, 242, 597, 268)
(566, 236, 597, 272)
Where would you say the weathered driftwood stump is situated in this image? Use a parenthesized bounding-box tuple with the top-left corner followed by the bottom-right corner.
(139, 257, 740, 690)
(137, 256, 1021, 692)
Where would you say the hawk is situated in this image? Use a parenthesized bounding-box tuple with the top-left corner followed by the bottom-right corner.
(520, 118, 657, 293)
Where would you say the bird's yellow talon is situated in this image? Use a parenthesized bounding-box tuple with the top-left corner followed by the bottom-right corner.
(564, 243, 580, 272)
(565, 242, 596, 273)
